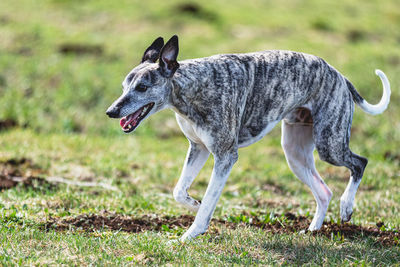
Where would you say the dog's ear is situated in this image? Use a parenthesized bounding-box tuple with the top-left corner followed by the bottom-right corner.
(141, 37, 164, 63)
(159, 35, 180, 78)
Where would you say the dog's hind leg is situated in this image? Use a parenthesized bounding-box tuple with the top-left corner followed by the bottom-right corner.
(313, 89, 368, 223)
(281, 120, 332, 231)
(173, 141, 210, 211)
(314, 133, 367, 223)
(339, 153, 367, 222)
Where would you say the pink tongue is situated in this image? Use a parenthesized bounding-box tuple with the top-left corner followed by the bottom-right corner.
(119, 108, 143, 129)
(119, 117, 127, 128)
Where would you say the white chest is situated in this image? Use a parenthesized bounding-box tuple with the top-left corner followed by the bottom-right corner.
(175, 113, 204, 145)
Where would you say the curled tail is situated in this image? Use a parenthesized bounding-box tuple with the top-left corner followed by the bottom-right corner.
(346, 69, 391, 115)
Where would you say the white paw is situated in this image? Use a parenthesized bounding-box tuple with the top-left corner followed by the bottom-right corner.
(179, 224, 206, 242)
(173, 190, 201, 212)
(340, 198, 353, 223)
(340, 204, 353, 223)
(308, 221, 322, 231)
(308, 213, 325, 231)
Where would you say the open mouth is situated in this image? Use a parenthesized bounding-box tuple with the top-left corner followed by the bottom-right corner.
(119, 103, 154, 133)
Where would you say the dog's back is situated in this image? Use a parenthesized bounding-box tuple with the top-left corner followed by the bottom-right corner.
(173, 50, 337, 146)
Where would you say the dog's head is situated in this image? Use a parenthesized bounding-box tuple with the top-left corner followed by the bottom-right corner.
(106, 35, 180, 133)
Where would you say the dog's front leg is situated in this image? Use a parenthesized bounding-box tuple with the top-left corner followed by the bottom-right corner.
(180, 152, 238, 241)
(173, 142, 210, 211)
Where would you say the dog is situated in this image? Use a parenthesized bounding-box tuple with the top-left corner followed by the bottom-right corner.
(106, 35, 391, 241)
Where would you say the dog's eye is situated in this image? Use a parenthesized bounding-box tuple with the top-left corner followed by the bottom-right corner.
(135, 84, 148, 92)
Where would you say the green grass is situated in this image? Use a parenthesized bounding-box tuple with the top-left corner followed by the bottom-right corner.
(0, 0, 399, 265)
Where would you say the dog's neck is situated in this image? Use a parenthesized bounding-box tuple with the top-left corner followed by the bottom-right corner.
(169, 60, 208, 119)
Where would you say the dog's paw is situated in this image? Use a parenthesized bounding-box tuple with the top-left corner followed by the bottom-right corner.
(308, 222, 322, 232)
(340, 200, 353, 223)
(173, 190, 201, 212)
(341, 211, 353, 223)
(180, 224, 206, 242)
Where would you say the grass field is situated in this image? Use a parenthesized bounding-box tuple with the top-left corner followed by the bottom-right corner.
(0, 0, 399, 265)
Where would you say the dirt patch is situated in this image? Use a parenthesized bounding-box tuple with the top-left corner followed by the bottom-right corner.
(347, 29, 366, 43)
(43, 211, 195, 233)
(43, 211, 399, 246)
(312, 221, 398, 246)
(0, 158, 43, 176)
(0, 15, 11, 24)
(0, 158, 116, 191)
(0, 158, 51, 190)
(0, 175, 50, 190)
(242, 212, 399, 246)
(261, 182, 286, 195)
(0, 119, 18, 131)
(384, 151, 400, 165)
(58, 43, 103, 56)
(0, 74, 6, 87)
(311, 18, 334, 32)
(174, 2, 218, 22)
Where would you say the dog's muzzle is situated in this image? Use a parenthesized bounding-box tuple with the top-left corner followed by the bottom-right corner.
(106, 106, 120, 118)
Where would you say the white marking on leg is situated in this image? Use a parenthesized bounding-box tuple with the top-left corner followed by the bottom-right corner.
(180, 153, 237, 241)
(340, 175, 361, 222)
(281, 121, 332, 231)
(308, 170, 332, 230)
(173, 142, 210, 211)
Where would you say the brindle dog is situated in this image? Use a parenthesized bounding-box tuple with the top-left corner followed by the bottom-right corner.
(106, 36, 391, 241)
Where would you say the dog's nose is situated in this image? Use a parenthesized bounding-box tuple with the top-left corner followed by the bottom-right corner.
(106, 107, 119, 118)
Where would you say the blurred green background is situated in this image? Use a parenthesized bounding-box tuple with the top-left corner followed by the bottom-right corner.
(0, 0, 399, 137)
(0, 0, 399, 264)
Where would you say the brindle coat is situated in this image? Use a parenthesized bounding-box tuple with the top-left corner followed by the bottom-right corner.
(106, 36, 390, 241)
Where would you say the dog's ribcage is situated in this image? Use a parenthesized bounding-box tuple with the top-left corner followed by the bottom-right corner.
(171, 50, 340, 149)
